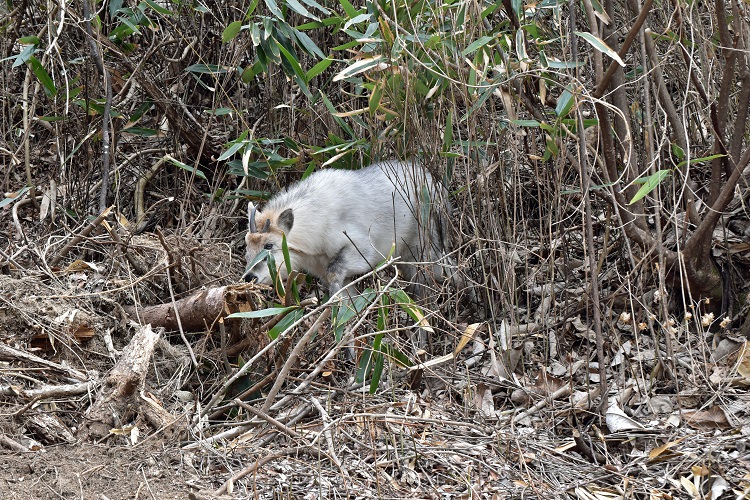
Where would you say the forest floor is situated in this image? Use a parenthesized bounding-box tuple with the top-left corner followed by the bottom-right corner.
(1, 222, 749, 499)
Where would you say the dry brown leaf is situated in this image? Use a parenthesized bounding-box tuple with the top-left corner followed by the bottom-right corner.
(510, 370, 567, 406)
(606, 403, 645, 432)
(72, 325, 95, 341)
(683, 406, 733, 430)
(472, 382, 495, 418)
(736, 341, 750, 382)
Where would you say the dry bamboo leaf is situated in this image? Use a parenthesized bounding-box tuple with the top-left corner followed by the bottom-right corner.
(679, 475, 701, 498)
(64, 259, 98, 272)
(691, 465, 709, 477)
(454, 322, 481, 355)
(648, 437, 685, 461)
(574, 486, 623, 499)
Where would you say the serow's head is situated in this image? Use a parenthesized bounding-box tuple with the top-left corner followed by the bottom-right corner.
(243, 202, 294, 285)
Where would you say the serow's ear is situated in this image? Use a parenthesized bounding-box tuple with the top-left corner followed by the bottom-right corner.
(278, 208, 294, 233)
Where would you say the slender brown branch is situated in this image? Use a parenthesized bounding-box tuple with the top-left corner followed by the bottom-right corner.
(260, 308, 331, 414)
(49, 206, 113, 267)
(643, 29, 698, 226)
(689, 146, 750, 253)
(592, 0, 654, 100)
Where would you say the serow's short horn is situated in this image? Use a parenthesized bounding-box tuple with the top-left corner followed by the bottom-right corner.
(249, 205, 258, 233)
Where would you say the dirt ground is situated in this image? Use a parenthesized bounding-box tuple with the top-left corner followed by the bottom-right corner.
(0, 444, 198, 499)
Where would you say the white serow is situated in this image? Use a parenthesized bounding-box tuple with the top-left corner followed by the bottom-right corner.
(243, 159, 454, 298)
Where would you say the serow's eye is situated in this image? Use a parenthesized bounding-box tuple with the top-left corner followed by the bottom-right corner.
(263, 243, 273, 250)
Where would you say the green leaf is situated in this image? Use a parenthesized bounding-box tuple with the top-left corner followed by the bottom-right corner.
(368, 81, 383, 115)
(28, 56, 57, 97)
(266, 252, 285, 297)
(515, 29, 527, 61)
(575, 31, 624, 67)
(629, 169, 672, 205)
(510, 119, 542, 127)
(377, 293, 389, 330)
(676, 154, 725, 169)
(389, 289, 422, 323)
(381, 343, 411, 368)
(128, 99, 154, 122)
(229, 160, 271, 179)
(369, 346, 384, 393)
(109, 0, 123, 16)
(260, 36, 281, 64)
(332, 289, 377, 340)
(18, 36, 40, 44)
(544, 58, 585, 69)
(143, 0, 172, 15)
(12, 44, 36, 68)
(294, 29, 325, 59)
(461, 35, 493, 56)
(355, 349, 373, 384)
(227, 306, 299, 319)
(589, 0, 612, 24)
(275, 40, 306, 81)
(320, 91, 355, 136)
(671, 143, 685, 161)
(555, 89, 574, 118)
(241, 61, 265, 82)
(264, 0, 284, 19)
(245, 0, 260, 18)
(165, 156, 207, 180)
(331, 40, 360, 51)
(250, 22, 262, 46)
(120, 127, 157, 136)
(218, 135, 248, 161)
(299, 0, 329, 15)
(306, 57, 333, 80)
(268, 308, 304, 339)
(222, 21, 243, 42)
(186, 63, 230, 74)
(286, 0, 318, 20)
(332, 55, 382, 81)
(208, 107, 234, 116)
(276, 42, 312, 99)
(301, 161, 316, 180)
(560, 118, 599, 129)
(281, 233, 292, 274)
(338, 0, 359, 19)
(0, 187, 30, 209)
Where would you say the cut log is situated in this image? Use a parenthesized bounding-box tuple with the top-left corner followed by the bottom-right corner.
(123, 284, 264, 332)
(79, 324, 168, 441)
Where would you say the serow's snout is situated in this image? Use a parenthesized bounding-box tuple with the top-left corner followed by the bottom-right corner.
(243, 271, 257, 283)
